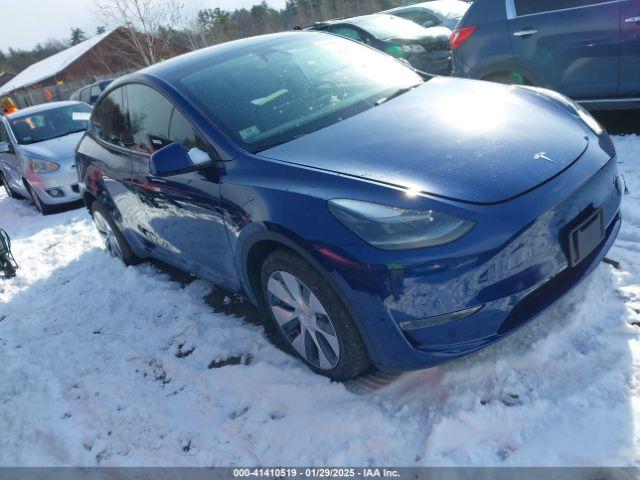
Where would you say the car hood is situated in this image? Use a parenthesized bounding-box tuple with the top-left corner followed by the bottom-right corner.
(20, 131, 85, 163)
(259, 78, 591, 205)
(388, 26, 451, 44)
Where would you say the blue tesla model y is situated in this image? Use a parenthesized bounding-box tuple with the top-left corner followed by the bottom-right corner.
(76, 31, 622, 380)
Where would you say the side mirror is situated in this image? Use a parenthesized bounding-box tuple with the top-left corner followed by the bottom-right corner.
(422, 20, 436, 28)
(150, 142, 194, 176)
(0, 142, 13, 154)
(150, 142, 213, 176)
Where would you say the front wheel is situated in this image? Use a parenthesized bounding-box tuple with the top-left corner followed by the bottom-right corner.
(91, 201, 141, 266)
(0, 172, 21, 199)
(26, 182, 53, 215)
(260, 250, 372, 381)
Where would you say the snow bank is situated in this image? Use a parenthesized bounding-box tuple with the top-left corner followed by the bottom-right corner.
(0, 136, 639, 466)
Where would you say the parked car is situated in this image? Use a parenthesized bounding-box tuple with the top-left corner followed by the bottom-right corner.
(69, 79, 112, 106)
(77, 32, 621, 380)
(306, 14, 452, 75)
(451, 0, 640, 109)
(385, 0, 470, 30)
(0, 101, 91, 214)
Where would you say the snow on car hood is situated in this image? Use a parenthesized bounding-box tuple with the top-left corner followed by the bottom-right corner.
(417, 26, 451, 43)
(20, 131, 85, 164)
(386, 26, 451, 44)
(259, 77, 592, 205)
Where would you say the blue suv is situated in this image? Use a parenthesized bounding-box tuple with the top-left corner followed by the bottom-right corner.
(451, 0, 640, 109)
(77, 32, 621, 380)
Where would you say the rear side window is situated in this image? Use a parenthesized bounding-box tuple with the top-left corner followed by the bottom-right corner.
(514, 0, 609, 16)
(80, 88, 90, 104)
(92, 87, 132, 148)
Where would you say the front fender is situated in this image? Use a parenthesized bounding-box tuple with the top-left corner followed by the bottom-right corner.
(233, 222, 388, 367)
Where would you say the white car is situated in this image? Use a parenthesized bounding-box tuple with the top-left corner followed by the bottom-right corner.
(0, 101, 91, 214)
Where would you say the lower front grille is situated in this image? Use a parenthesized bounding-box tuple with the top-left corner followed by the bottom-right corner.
(498, 214, 619, 336)
(71, 184, 80, 193)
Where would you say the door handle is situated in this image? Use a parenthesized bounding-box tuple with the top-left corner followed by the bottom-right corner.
(513, 29, 538, 37)
(625, 16, 640, 23)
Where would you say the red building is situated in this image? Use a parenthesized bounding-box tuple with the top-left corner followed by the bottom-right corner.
(0, 28, 186, 107)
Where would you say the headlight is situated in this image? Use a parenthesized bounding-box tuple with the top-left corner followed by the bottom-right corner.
(401, 44, 426, 54)
(29, 158, 60, 174)
(520, 86, 604, 136)
(328, 199, 475, 250)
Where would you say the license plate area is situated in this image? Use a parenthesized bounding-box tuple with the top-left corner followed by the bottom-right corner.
(568, 208, 605, 267)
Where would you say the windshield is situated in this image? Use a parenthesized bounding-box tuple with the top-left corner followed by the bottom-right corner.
(177, 35, 423, 153)
(10, 104, 92, 145)
(427, 1, 470, 29)
(352, 15, 429, 40)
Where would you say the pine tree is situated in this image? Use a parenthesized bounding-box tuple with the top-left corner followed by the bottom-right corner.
(69, 28, 87, 46)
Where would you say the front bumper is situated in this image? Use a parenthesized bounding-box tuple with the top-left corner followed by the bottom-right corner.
(26, 162, 81, 205)
(316, 148, 622, 371)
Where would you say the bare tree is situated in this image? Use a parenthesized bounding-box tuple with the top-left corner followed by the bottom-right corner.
(93, 0, 185, 67)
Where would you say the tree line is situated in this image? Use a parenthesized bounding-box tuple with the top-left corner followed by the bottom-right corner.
(181, 0, 413, 49)
(0, 0, 416, 75)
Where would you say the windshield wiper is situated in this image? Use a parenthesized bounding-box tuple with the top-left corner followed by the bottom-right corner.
(34, 128, 87, 143)
(375, 83, 422, 106)
(253, 133, 308, 153)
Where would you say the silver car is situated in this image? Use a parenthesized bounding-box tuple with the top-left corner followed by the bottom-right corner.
(0, 101, 91, 214)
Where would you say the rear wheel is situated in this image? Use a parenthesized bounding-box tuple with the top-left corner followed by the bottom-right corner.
(26, 182, 53, 215)
(91, 201, 141, 266)
(260, 249, 372, 381)
(0, 172, 21, 199)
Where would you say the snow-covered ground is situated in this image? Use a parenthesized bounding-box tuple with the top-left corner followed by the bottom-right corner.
(0, 136, 639, 467)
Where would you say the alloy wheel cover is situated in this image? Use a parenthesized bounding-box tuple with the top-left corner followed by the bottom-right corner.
(267, 270, 340, 370)
(93, 211, 124, 260)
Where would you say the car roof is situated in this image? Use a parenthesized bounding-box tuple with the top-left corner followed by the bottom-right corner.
(6, 101, 85, 119)
(311, 12, 403, 28)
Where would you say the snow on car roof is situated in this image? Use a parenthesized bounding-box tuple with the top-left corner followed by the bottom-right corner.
(0, 30, 113, 96)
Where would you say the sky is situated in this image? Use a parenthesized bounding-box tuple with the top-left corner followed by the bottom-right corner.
(1, 0, 288, 52)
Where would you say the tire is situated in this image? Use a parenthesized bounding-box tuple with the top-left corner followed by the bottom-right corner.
(260, 249, 372, 381)
(26, 182, 54, 215)
(1, 172, 22, 199)
(484, 71, 532, 86)
(91, 201, 141, 266)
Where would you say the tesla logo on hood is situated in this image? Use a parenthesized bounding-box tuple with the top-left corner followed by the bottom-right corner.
(533, 152, 554, 163)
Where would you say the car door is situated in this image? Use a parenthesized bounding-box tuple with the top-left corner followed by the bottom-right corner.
(125, 83, 237, 287)
(620, 0, 640, 96)
(81, 86, 147, 249)
(0, 120, 22, 192)
(507, 0, 620, 98)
